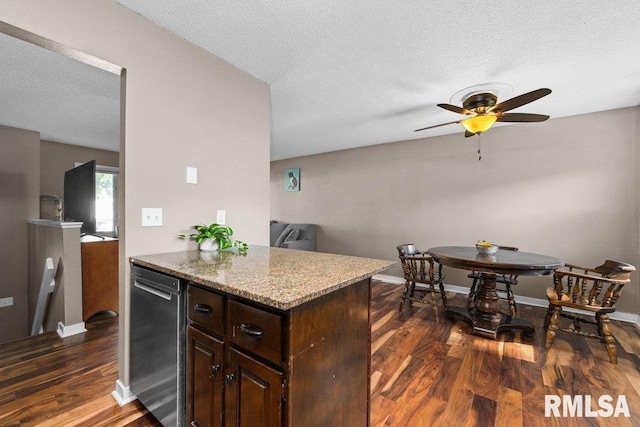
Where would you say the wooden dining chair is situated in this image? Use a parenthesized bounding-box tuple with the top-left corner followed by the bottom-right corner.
(544, 260, 635, 364)
(396, 244, 447, 312)
(467, 245, 519, 317)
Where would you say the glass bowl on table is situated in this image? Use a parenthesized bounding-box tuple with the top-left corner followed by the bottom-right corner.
(476, 242, 499, 255)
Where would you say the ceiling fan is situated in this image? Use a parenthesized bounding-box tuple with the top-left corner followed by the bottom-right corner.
(415, 86, 552, 137)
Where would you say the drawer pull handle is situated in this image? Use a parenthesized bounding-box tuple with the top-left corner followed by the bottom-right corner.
(225, 373, 236, 386)
(211, 364, 221, 375)
(194, 303, 212, 314)
(240, 323, 264, 338)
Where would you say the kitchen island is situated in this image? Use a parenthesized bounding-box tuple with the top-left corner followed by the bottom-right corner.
(131, 246, 394, 426)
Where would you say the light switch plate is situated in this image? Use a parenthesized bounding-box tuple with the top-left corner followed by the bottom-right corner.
(142, 208, 163, 227)
(186, 166, 197, 184)
(216, 210, 226, 225)
(0, 297, 13, 308)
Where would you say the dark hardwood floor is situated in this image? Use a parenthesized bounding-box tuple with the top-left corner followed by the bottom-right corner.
(0, 317, 158, 426)
(370, 281, 640, 427)
(1, 280, 638, 426)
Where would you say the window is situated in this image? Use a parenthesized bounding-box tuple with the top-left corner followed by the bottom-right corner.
(75, 162, 119, 237)
(96, 166, 118, 236)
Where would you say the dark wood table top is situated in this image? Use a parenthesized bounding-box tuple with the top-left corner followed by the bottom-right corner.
(427, 246, 564, 276)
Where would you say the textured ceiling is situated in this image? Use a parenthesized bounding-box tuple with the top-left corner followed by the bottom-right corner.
(115, 1, 640, 159)
(0, 32, 120, 151)
(3, 2, 640, 158)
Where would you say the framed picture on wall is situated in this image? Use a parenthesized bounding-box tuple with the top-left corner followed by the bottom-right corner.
(285, 168, 300, 192)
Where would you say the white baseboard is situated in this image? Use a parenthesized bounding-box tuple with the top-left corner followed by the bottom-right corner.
(112, 379, 137, 406)
(373, 274, 405, 285)
(56, 321, 87, 338)
(373, 274, 640, 326)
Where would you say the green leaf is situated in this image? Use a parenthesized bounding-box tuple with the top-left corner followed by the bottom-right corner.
(178, 221, 248, 252)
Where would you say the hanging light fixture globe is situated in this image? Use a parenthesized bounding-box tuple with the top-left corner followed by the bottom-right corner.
(460, 115, 498, 134)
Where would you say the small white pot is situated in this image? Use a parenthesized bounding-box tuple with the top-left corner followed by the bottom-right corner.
(199, 238, 219, 252)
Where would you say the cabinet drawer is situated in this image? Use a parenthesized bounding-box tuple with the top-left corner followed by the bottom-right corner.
(228, 300, 283, 364)
(188, 285, 224, 335)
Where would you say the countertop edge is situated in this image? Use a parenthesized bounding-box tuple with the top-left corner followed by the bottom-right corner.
(131, 255, 396, 311)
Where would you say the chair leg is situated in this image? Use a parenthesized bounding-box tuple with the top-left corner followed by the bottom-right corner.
(427, 285, 439, 316)
(506, 284, 517, 318)
(545, 305, 562, 349)
(597, 313, 617, 364)
(409, 280, 417, 299)
(543, 304, 553, 329)
(439, 282, 448, 309)
(467, 277, 479, 310)
(399, 280, 411, 312)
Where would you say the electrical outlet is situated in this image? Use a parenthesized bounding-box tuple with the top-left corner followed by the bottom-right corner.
(142, 208, 163, 227)
(216, 210, 226, 225)
(0, 297, 13, 308)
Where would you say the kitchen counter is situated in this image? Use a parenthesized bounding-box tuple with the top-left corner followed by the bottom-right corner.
(131, 245, 395, 310)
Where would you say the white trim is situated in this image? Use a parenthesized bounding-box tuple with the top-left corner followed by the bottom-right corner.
(97, 164, 119, 173)
(27, 219, 83, 229)
(74, 161, 119, 173)
(112, 379, 137, 406)
(373, 274, 405, 285)
(373, 274, 640, 326)
(56, 321, 87, 338)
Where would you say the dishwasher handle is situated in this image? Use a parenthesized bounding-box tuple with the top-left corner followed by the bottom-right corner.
(134, 281, 172, 301)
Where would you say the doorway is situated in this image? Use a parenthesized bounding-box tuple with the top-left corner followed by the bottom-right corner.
(0, 20, 125, 344)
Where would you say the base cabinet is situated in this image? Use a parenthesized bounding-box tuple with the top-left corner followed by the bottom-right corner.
(225, 348, 282, 427)
(186, 278, 370, 427)
(187, 326, 224, 427)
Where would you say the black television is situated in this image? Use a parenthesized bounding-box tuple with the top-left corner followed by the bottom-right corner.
(64, 160, 96, 235)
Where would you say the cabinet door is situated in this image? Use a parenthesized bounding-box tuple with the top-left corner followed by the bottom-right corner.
(187, 325, 224, 427)
(225, 348, 282, 427)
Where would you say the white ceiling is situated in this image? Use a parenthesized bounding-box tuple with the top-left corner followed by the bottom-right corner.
(3, 1, 640, 159)
(0, 32, 120, 151)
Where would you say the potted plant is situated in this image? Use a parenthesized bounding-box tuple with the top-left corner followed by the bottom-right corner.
(179, 223, 248, 253)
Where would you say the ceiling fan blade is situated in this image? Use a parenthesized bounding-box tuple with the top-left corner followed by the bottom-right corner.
(414, 120, 461, 132)
(489, 88, 552, 113)
(497, 113, 550, 122)
(437, 103, 474, 115)
(465, 131, 476, 138)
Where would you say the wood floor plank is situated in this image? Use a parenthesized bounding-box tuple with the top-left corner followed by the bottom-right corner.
(495, 386, 523, 427)
(613, 322, 640, 355)
(369, 394, 395, 426)
(466, 393, 497, 427)
(404, 395, 447, 426)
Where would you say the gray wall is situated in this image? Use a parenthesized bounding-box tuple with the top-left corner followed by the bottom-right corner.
(1, 0, 270, 388)
(40, 139, 119, 197)
(271, 107, 640, 315)
(0, 124, 40, 343)
(27, 221, 82, 334)
(0, 134, 119, 344)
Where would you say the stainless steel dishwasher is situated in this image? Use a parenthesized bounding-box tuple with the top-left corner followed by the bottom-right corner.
(130, 265, 186, 427)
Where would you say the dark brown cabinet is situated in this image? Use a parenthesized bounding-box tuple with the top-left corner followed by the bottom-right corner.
(225, 348, 282, 427)
(187, 278, 370, 427)
(187, 285, 284, 427)
(81, 238, 118, 320)
(187, 325, 224, 427)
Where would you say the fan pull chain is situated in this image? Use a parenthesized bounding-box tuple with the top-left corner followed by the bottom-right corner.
(477, 134, 482, 161)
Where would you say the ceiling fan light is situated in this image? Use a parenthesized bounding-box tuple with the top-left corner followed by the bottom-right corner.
(461, 115, 497, 134)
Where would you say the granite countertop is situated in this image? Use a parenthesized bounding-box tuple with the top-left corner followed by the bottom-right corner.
(131, 245, 395, 310)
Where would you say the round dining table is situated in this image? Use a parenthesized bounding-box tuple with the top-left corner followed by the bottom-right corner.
(427, 246, 564, 339)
